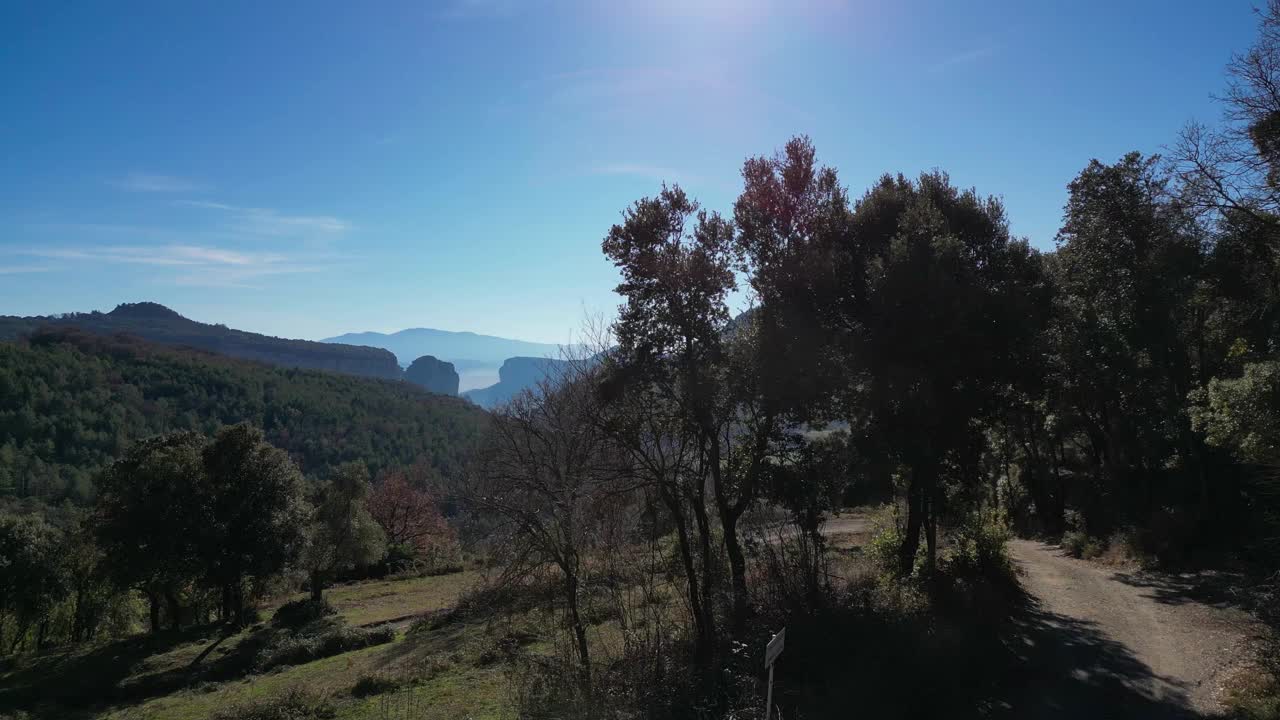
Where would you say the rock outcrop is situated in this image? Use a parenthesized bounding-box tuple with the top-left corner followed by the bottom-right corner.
(404, 355, 460, 395)
(462, 356, 571, 409)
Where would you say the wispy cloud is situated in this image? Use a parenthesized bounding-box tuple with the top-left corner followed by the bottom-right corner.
(176, 200, 351, 237)
(929, 46, 998, 73)
(17, 244, 326, 288)
(0, 265, 49, 275)
(109, 172, 207, 193)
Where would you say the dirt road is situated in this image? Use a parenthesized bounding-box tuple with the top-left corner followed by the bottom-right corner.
(994, 539, 1259, 719)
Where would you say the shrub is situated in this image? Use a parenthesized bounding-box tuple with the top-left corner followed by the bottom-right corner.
(1081, 540, 1105, 560)
(350, 673, 402, 698)
(257, 625, 396, 671)
(271, 599, 336, 630)
(209, 688, 335, 720)
(1061, 530, 1089, 558)
(948, 508, 1013, 579)
(867, 511, 908, 579)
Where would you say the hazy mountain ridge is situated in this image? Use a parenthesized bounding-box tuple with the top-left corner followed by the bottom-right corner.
(0, 302, 404, 381)
(324, 326, 584, 395)
(322, 327, 577, 368)
(1, 327, 488, 499)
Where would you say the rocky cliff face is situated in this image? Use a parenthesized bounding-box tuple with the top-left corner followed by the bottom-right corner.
(462, 356, 570, 408)
(404, 355, 459, 395)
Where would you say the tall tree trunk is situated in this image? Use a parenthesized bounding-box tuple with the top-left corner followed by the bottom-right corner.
(147, 590, 161, 635)
(660, 485, 709, 668)
(924, 492, 938, 576)
(165, 589, 182, 631)
(221, 584, 232, 623)
(563, 570, 591, 689)
(231, 581, 245, 626)
(720, 509, 749, 634)
(899, 474, 925, 576)
(691, 485, 715, 612)
(310, 570, 325, 603)
(710, 429, 749, 632)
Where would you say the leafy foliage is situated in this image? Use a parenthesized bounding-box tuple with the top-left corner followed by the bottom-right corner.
(302, 462, 385, 600)
(0, 328, 487, 501)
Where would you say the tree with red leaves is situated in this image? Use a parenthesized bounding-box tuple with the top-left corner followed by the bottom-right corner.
(367, 464, 452, 565)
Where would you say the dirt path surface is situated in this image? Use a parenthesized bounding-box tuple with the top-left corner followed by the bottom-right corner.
(994, 539, 1259, 719)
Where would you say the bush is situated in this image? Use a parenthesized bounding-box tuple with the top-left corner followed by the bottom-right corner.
(210, 688, 335, 720)
(867, 510, 909, 578)
(271, 599, 336, 630)
(350, 673, 402, 698)
(1081, 540, 1105, 560)
(948, 508, 1013, 579)
(1061, 530, 1089, 558)
(257, 625, 396, 672)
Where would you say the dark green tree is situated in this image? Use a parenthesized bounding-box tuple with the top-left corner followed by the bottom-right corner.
(302, 462, 385, 602)
(0, 513, 65, 652)
(1050, 153, 1211, 532)
(199, 424, 309, 624)
(95, 432, 207, 633)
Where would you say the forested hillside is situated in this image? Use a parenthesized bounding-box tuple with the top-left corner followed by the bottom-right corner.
(0, 328, 488, 500)
(0, 302, 403, 381)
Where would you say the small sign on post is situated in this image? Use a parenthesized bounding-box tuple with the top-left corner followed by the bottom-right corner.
(764, 627, 785, 720)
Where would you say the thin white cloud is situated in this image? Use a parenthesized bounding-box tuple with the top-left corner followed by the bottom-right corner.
(16, 244, 324, 288)
(176, 200, 237, 211)
(177, 200, 352, 236)
(110, 173, 207, 193)
(929, 46, 998, 72)
(0, 265, 49, 275)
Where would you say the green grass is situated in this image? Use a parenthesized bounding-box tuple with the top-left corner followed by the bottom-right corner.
(291, 570, 482, 627)
(116, 620, 522, 720)
(0, 569, 512, 720)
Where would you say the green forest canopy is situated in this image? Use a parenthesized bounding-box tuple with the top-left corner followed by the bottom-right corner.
(0, 328, 489, 501)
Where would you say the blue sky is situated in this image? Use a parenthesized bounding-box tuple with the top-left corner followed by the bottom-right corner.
(0, 0, 1259, 343)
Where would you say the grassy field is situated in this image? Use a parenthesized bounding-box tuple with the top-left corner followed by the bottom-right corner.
(0, 514, 895, 720)
(280, 570, 485, 627)
(0, 568, 516, 720)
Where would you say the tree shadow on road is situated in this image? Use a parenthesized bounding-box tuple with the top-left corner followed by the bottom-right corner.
(984, 590, 1203, 719)
(1111, 568, 1252, 612)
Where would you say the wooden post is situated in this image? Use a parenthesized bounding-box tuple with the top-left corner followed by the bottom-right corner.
(765, 663, 775, 720)
(764, 627, 786, 720)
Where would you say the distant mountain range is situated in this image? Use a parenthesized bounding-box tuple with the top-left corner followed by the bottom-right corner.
(0, 303, 404, 381)
(0, 303, 583, 408)
(322, 328, 574, 366)
(322, 327, 581, 393)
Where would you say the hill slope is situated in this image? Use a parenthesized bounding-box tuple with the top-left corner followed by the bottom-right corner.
(0, 302, 403, 380)
(0, 329, 489, 501)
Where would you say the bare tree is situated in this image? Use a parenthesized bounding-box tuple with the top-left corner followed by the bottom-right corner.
(1172, 0, 1280, 234)
(468, 360, 630, 688)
